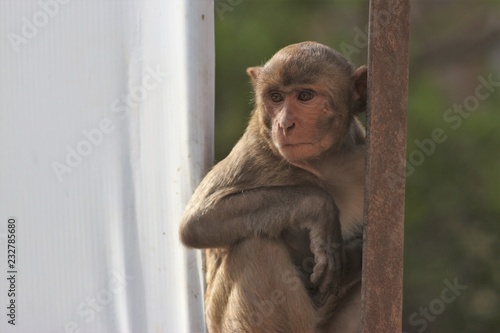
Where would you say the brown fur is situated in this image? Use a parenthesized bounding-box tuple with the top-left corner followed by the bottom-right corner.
(180, 41, 367, 332)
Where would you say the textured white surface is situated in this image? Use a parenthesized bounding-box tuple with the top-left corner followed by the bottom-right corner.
(0, 1, 211, 332)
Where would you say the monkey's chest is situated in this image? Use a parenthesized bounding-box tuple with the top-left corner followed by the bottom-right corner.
(327, 186, 365, 240)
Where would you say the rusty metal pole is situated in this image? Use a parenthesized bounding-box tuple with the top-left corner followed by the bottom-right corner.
(360, 1, 410, 332)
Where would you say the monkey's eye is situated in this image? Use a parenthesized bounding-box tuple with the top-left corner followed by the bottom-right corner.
(270, 92, 284, 103)
(297, 90, 314, 101)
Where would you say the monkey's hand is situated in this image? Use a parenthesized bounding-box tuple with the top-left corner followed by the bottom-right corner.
(304, 197, 344, 308)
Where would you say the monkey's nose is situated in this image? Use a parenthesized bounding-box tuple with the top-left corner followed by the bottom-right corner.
(282, 123, 295, 136)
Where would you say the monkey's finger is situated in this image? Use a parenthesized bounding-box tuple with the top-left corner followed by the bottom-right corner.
(315, 264, 334, 307)
(319, 254, 335, 295)
(309, 229, 327, 284)
(310, 250, 327, 285)
(310, 237, 328, 286)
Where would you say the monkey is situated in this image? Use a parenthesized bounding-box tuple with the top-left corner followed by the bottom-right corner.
(179, 41, 367, 333)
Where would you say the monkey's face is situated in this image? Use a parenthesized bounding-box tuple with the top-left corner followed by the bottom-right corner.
(263, 85, 341, 163)
(247, 41, 365, 164)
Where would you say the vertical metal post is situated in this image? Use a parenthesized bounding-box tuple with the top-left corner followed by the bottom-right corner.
(360, 1, 410, 332)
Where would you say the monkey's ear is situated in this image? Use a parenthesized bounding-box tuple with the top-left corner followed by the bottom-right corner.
(352, 65, 367, 113)
(246, 67, 262, 87)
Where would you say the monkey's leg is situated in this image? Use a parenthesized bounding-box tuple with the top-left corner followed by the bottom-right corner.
(205, 238, 317, 333)
(181, 185, 344, 301)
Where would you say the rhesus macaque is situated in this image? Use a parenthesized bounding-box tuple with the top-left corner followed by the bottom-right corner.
(180, 41, 367, 333)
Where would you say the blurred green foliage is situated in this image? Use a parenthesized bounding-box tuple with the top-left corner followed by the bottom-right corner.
(213, 0, 499, 332)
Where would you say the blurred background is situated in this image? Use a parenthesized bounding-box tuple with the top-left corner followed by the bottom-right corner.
(213, 0, 499, 332)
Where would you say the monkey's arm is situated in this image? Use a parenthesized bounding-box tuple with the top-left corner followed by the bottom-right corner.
(180, 185, 337, 248)
(180, 185, 343, 297)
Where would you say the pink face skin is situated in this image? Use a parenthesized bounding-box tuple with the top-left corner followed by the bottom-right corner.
(265, 84, 336, 164)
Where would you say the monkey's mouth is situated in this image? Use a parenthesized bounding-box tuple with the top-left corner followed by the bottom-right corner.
(279, 142, 318, 157)
(281, 142, 314, 148)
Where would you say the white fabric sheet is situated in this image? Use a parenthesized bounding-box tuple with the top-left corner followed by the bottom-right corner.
(0, 1, 211, 332)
